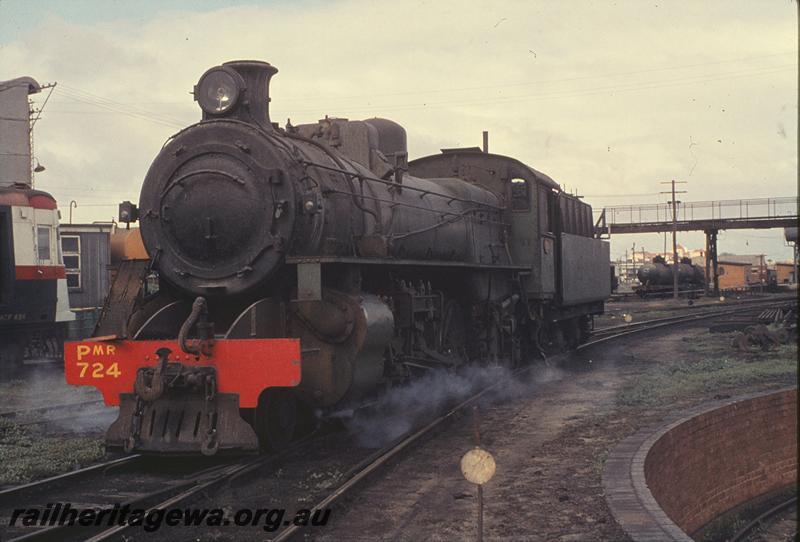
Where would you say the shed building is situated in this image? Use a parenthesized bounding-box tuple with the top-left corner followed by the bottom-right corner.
(776, 262, 796, 284)
(716, 260, 751, 291)
(59, 223, 113, 338)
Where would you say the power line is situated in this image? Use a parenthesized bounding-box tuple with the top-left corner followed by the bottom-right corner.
(59, 84, 188, 125)
(39, 53, 796, 123)
(254, 51, 800, 103)
(56, 93, 182, 128)
(274, 64, 795, 115)
(38, 51, 798, 107)
(53, 86, 185, 128)
(30, 83, 56, 128)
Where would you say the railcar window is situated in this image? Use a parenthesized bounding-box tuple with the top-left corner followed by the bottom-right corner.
(61, 235, 81, 290)
(37, 226, 51, 261)
(510, 178, 530, 211)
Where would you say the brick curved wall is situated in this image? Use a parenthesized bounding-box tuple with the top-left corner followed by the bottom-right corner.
(644, 388, 797, 535)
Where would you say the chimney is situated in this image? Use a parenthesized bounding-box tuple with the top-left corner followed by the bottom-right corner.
(222, 60, 278, 131)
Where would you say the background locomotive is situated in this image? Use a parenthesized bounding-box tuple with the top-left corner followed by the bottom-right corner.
(635, 256, 705, 297)
(67, 60, 610, 454)
(0, 76, 73, 373)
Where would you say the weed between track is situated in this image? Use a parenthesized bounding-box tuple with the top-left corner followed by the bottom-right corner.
(0, 418, 104, 485)
(617, 331, 797, 407)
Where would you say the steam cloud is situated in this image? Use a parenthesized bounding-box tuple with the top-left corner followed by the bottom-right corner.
(340, 362, 564, 448)
(1, 363, 117, 435)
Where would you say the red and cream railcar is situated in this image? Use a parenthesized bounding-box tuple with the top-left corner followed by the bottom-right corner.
(0, 186, 73, 370)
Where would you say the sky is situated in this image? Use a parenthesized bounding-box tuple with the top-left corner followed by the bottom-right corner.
(1, 0, 797, 261)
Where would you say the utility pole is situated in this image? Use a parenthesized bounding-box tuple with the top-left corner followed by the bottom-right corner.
(660, 180, 687, 299)
(624, 249, 628, 281)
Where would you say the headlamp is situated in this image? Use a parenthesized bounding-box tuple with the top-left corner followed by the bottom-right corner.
(195, 67, 242, 115)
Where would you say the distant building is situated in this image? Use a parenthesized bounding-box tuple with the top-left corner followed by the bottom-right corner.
(776, 262, 796, 284)
(716, 254, 765, 267)
(717, 260, 752, 290)
(59, 223, 114, 338)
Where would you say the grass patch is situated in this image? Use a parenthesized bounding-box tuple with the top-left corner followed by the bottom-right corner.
(617, 332, 797, 407)
(0, 418, 105, 485)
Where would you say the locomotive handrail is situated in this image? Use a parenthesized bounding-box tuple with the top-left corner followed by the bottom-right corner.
(300, 159, 506, 211)
(322, 187, 508, 228)
(284, 255, 530, 270)
(387, 207, 489, 240)
(290, 134, 383, 233)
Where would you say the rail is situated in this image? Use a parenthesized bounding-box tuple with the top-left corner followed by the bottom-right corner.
(585, 296, 796, 344)
(271, 299, 793, 541)
(1, 299, 790, 541)
(729, 495, 798, 542)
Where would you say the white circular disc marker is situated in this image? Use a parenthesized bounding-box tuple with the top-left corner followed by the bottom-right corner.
(460, 447, 496, 485)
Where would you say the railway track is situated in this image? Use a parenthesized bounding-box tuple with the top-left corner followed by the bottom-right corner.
(602, 292, 795, 318)
(588, 297, 796, 345)
(0, 426, 335, 542)
(0, 454, 241, 541)
(264, 299, 796, 541)
(0, 455, 141, 500)
(730, 495, 798, 542)
(0, 299, 791, 541)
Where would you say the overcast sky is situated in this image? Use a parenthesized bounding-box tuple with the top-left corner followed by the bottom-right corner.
(1, 0, 797, 261)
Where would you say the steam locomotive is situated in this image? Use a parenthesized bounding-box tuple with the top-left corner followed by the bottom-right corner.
(66, 60, 611, 454)
(0, 77, 74, 373)
(635, 256, 705, 297)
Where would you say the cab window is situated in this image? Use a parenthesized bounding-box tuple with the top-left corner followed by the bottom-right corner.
(510, 178, 530, 211)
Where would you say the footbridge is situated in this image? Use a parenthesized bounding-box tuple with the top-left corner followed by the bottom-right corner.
(594, 196, 797, 236)
(594, 196, 798, 295)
